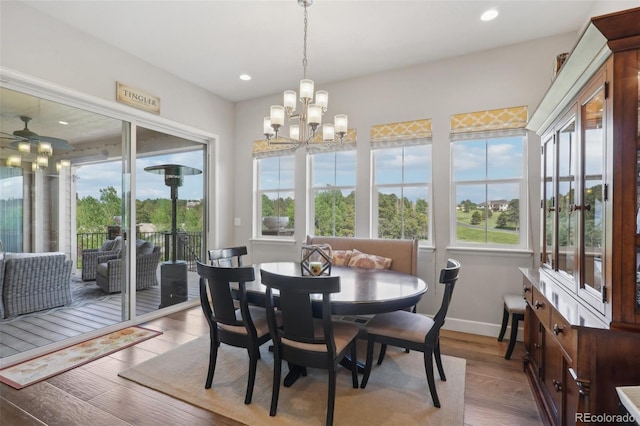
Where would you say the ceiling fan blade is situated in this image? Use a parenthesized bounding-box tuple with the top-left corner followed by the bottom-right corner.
(0, 134, 20, 141)
(13, 128, 39, 139)
(5, 117, 73, 151)
(38, 135, 73, 151)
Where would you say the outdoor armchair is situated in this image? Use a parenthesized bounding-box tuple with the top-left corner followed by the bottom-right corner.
(81, 236, 123, 281)
(96, 241, 160, 293)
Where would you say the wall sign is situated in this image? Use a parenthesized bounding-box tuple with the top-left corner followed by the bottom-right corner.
(116, 82, 160, 114)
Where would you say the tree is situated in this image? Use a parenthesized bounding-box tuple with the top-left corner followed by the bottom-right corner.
(76, 196, 103, 233)
(100, 187, 121, 220)
(470, 211, 482, 225)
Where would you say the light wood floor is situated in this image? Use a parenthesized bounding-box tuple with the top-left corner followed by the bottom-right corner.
(0, 306, 542, 425)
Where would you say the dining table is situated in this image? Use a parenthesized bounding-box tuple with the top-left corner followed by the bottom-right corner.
(246, 261, 428, 316)
(243, 261, 428, 386)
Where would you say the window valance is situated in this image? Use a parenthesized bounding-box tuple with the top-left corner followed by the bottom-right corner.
(450, 106, 528, 141)
(370, 118, 432, 148)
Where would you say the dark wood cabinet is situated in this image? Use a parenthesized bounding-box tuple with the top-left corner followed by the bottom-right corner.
(523, 7, 640, 425)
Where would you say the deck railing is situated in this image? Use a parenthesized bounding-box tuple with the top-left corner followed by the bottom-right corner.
(76, 231, 203, 271)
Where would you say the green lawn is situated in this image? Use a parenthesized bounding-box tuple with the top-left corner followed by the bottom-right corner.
(456, 210, 519, 244)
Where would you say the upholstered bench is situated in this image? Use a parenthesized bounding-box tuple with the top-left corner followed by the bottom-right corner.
(305, 235, 418, 276)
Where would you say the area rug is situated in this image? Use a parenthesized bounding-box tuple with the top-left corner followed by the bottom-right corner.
(119, 336, 465, 425)
(0, 326, 162, 389)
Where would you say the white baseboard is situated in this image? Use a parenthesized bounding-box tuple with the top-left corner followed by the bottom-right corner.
(442, 316, 524, 342)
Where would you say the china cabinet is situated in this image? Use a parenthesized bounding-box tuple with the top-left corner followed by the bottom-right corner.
(523, 7, 640, 425)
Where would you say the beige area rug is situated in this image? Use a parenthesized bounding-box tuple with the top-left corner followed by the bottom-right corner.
(0, 326, 162, 389)
(119, 336, 465, 425)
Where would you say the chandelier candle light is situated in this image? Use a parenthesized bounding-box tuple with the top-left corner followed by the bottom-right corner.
(263, 0, 348, 148)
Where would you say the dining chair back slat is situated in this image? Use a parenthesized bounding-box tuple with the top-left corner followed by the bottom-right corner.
(208, 246, 247, 267)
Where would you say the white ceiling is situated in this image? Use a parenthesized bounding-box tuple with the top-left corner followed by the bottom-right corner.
(17, 0, 640, 103)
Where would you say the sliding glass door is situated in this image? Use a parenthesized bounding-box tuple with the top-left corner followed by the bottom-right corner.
(133, 126, 205, 317)
(0, 86, 209, 362)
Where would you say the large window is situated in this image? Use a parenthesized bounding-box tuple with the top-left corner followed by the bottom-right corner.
(310, 150, 356, 236)
(451, 135, 525, 247)
(256, 154, 295, 237)
(373, 144, 432, 243)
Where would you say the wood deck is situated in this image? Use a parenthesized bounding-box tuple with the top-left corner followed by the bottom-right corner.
(0, 276, 200, 359)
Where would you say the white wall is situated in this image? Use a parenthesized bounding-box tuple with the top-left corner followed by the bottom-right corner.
(0, 1, 237, 247)
(234, 32, 579, 336)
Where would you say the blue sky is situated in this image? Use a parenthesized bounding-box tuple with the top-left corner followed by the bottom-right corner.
(76, 150, 204, 201)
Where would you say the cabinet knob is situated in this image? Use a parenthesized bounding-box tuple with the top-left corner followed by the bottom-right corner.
(534, 343, 541, 349)
(553, 323, 563, 335)
(552, 379, 563, 392)
(534, 301, 544, 309)
(523, 287, 531, 294)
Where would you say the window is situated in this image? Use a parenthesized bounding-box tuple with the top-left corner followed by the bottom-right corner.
(450, 106, 528, 248)
(310, 150, 356, 236)
(373, 144, 432, 243)
(256, 154, 295, 237)
(371, 119, 432, 244)
(451, 135, 526, 247)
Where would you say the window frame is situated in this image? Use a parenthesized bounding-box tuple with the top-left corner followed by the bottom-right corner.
(255, 153, 296, 239)
(308, 149, 357, 237)
(450, 133, 528, 249)
(371, 142, 433, 245)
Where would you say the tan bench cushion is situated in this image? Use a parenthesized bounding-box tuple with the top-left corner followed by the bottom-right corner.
(306, 235, 417, 276)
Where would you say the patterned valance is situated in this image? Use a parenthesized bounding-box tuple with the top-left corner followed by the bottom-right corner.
(253, 128, 357, 157)
(450, 106, 528, 136)
(370, 118, 432, 148)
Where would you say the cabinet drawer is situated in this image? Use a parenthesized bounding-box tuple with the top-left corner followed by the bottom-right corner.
(523, 281, 533, 305)
(550, 309, 577, 363)
(530, 287, 551, 326)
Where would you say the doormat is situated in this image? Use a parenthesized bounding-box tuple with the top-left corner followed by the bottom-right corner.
(0, 326, 162, 389)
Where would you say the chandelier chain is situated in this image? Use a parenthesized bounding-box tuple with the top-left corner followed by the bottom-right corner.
(302, 3, 308, 79)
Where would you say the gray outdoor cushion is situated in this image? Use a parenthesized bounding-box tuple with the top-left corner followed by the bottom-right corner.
(136, 240, 154, 256)
(96, 262, 108, 277)
(111, 236, 123, 253)
(100, 239, 116, 252)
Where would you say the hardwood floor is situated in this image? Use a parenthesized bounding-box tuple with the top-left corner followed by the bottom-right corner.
(0, 306, 542, 425)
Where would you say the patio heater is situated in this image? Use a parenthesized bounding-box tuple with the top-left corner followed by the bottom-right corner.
(144, 164, 202, 308)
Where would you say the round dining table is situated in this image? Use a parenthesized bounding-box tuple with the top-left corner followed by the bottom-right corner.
(243, 261, 428, 386)
(245, 262, 428, 316)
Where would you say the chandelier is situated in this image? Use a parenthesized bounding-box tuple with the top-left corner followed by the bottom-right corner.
(262, 0, 348, 148)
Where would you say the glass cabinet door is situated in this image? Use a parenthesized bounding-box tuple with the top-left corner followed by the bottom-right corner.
(557, 118, 577, 283)
(636, 69, 640, 312)
(581, 87, 605, 297)
(542, 135, 555, 268)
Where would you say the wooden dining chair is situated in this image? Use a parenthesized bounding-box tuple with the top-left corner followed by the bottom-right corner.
(260, 269, 360, 426)
(359, 258, 461, 408)
(197, 260, 273, 404)
(208, 246, 248, 267)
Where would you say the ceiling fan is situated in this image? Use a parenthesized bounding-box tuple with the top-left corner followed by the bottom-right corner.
(1, 115, 73, 152)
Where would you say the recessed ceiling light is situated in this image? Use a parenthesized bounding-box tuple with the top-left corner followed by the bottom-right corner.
(481, 8, 499, 22)
(58, 121, 69, 125)
(239, 74, 252, 81)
